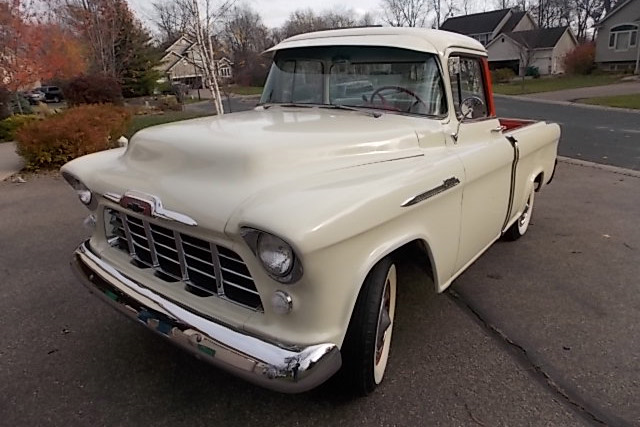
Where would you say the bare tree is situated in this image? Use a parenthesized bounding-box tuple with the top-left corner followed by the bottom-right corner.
(280, 9, 327, 38)
(572, 0, 605, 40)
(223, 5, 268, 55)
(322, 8, 357, 29)
(278, 8, 359, 39)
(460, 0, 473, 14)
(63, 0, 123, 76)
(151, 0, 191, 45)
(441, 0, 459, 24)
(430, 0, 442, 28)
(534, 0, 573, 28)
(510, 32, 538, 87)
(358, 12, 378, 26)
(380, 0, 428, 27)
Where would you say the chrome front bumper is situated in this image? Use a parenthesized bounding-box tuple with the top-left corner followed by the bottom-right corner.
(71, 241, 341, 393)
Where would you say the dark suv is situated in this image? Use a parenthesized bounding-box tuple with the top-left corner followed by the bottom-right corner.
(38, 86, 64, 103)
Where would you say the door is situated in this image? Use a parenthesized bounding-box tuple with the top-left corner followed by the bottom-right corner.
(448, 55, 514, 271)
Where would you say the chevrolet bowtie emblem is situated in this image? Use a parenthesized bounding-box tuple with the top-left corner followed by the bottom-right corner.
(120, 195, 153, 216)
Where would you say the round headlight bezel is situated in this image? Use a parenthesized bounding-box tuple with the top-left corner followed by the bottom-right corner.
(62, 172, 96, 210)
(257, 233, 294, 278)
(241, 228, 303, 284)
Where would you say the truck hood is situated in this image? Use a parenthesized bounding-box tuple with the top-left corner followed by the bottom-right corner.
(64, 108, 441, 234)
(125, 107, 422, 177)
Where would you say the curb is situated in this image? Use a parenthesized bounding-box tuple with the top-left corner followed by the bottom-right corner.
(558, 156, 640, 178)
(494, 94, 640, 114)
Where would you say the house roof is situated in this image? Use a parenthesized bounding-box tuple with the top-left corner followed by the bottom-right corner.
(502, 11, 527, 32)
(597, 0, 636, 25)
(440, 8, 511, 34)
(501, 26, 569, 49)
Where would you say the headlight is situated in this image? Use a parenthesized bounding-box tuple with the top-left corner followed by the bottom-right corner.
(62, 172, 95, 209)
(257, 233, 294, 277)
(242, 228, 303, 283)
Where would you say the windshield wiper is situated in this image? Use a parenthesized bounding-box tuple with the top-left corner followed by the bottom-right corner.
(321, 104, 382, 118)
(260, 103, 313, 109)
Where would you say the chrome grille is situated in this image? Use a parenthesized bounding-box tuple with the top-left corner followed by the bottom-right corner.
(106, 208, 262, 310)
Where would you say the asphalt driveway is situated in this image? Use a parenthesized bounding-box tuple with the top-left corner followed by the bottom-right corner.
(1, 159, 639, 426)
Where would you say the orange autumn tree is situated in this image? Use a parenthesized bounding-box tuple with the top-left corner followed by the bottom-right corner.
(0, 0, 87, 112)
(0, 0, 42, 93)
(36, 23, 88, 81)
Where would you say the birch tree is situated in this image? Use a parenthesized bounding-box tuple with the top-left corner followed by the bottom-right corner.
(173, 0, 234, 115)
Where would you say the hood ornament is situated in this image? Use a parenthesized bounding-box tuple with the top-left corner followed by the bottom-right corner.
(105, 191, 197, 226)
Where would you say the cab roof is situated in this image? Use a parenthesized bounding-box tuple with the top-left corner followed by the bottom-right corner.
(267, 27, 486, 56)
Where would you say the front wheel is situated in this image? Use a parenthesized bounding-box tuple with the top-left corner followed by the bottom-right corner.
(340, 256, 397, 395)
(504, 186, 535, 241)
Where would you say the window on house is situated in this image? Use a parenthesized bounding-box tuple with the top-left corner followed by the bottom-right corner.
(609, 24, 639, 51)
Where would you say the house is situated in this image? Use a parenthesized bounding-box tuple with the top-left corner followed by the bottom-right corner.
(156, 35, 233, 88)
(441, 8, 577, 75)
(594, 0, 640, 73)
(486, 26, 578, 75)
(440, 8, 536, 46)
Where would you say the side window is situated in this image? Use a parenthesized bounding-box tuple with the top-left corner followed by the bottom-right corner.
(448, 56, 488, 120)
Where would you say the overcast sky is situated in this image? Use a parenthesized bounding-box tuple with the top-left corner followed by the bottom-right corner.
(129, 0, 491, 32)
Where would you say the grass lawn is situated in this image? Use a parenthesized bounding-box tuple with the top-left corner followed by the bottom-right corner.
(127, 111, 213, 138)
(493, 74, 625, 95)
(226, 86, 263, 96)
(581, 94, 640, 109)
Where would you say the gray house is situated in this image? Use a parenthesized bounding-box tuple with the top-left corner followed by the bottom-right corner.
(156, 36, 233, 88)
(486, 26, 577, 75)
(440, 8, 535, 46)
(595, 0, 640, 73)
(441, 8, 576, 75)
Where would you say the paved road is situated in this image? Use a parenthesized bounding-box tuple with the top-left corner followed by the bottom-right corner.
(496, 96, 640, 171)
(2, 161, 639, 425)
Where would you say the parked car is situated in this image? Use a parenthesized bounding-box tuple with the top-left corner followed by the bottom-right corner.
(37, 85, 64, 103)
(62, 28, 559, 395)
(25, 90, 45, 105)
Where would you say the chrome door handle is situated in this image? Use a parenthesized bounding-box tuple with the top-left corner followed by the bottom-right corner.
(491, 126, 505, 133)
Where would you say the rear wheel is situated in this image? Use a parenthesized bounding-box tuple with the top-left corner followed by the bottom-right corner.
(340, 256, 397, 395)
(504, 186, 535, 241)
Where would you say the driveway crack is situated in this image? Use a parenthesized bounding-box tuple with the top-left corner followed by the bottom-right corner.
(447, 288, 629, 427)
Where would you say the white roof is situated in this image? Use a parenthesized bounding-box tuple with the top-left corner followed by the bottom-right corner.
(267, 27, 486, 56)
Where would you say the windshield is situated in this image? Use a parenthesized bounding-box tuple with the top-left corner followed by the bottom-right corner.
(261, 46, 446, 117)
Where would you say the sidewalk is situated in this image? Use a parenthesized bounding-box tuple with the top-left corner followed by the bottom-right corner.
(0, 142, 23, 181)
(522, 80, 640, 102)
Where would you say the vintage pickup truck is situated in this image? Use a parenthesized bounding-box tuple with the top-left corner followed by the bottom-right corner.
(63, 27, 559, 395)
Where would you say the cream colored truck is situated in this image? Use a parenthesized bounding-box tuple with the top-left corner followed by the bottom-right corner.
(63, 28, 559, 395)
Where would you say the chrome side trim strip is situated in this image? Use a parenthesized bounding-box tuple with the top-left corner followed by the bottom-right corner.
(502, 135, 520, 232)
(71, 241, 341, 393)
(401, 177, 461, 207)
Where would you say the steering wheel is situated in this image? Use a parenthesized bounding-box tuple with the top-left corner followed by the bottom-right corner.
(460, 95, 486, 119)
(370, 86, 427, 112)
